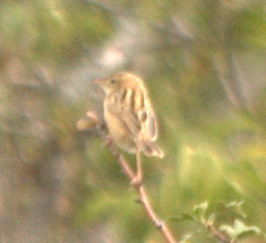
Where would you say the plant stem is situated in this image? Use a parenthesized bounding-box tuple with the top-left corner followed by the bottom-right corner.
(208, 224, 230, 243)
(96, 126, 177, 243)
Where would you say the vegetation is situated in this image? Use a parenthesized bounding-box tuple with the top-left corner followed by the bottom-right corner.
(0, 0, 265, 242)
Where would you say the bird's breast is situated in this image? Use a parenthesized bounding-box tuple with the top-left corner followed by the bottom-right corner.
(104, 100, 136, 153)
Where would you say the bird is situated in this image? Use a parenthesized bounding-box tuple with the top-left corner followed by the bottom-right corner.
(94, 72, 164, 185)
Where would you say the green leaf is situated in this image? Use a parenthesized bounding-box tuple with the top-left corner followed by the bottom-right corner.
(219, 224, 235, 239)
(214, 201, 246, 218)
(206, 213, 216, 225)
(219, 220, 262, 240)
(192, 201, 208, 222)
(233, 220, 261, 238)
(180, 233, 193, 243)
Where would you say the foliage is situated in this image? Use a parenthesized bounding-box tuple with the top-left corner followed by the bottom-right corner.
(170, 201, 265, 242)
(0, 0, 265, 242)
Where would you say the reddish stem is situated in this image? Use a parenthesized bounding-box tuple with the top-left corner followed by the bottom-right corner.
(97, 127, 177, 243)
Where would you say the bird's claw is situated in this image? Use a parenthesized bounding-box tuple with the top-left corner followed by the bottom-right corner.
(103, 136, 113, 147)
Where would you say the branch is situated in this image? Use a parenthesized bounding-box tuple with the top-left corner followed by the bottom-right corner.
(208, 224, 230, 243)
(77, 112, 177, 243)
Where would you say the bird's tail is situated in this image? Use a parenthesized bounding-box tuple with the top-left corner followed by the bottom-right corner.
(139, 140, 164, 158)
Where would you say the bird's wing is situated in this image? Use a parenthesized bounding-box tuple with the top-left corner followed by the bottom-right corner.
(138, 108, 158, 141)
(107, 88, 158, 140)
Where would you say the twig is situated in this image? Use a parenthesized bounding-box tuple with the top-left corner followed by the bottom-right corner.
(78, 112, 234, 243)
(208, 224, 230, 243)
(95, 124, 177, 243)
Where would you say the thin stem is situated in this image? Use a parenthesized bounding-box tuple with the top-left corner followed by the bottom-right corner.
(96, 127, 177, 243)
(208, 224, 230, 243)
(135, 148, 142, 185)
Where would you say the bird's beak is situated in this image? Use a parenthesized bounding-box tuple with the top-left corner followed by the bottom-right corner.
(92, 78, 107, 94)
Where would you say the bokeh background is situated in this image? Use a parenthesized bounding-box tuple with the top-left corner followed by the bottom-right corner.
(0, 0, 265, 242)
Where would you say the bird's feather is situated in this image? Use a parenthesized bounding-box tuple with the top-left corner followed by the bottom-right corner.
(107, 87, 158, 141)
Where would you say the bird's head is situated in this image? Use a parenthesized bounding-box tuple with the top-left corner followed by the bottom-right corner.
(93, 72, 145, 94)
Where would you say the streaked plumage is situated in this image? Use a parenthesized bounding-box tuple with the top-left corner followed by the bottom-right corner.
(95, 72, 164, 158)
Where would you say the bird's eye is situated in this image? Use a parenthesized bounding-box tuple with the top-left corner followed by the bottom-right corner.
(110, 79, 117, 84)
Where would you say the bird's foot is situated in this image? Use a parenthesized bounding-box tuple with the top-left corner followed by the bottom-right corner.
(103, 135, 114, 147)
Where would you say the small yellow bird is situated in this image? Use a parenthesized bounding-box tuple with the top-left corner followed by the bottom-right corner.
(94, 72, 164, 184)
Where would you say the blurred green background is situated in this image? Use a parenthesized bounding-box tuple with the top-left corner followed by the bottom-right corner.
(0, 0, 265, 242)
